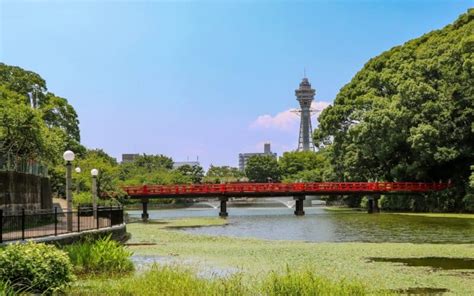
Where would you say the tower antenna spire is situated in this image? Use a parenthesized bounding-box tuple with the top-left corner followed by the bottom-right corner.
(295, 76, 316, 151)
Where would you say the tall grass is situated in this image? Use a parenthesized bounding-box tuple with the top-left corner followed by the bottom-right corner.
(64, 235, 134, 276)
(0, 281, 18, 296)
(261, 268, 367, 295)
(68, 265, 369, 295)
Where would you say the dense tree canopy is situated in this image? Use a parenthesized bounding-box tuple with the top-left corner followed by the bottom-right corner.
(204, 165, 244, 183)
(0, 63, 81, 167)
(245, 155, 281, 183)
(176, 164, 205, 184)
(314, 10, 474, 211)
(279, 150, 334, 182)
(118, 154, 191, 186)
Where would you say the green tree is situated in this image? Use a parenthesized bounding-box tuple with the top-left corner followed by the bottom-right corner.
(176, 164, 205, 184)
(245, 155, 281, 183)
(132, 154, 174, 171)
(0, 63, 82, 166)
(204, 165, 244, 183)
(279, 150, 334, 182)
(0, 86, 64, 165)
(74, 149, 121, 196)
(314, 9, 474, 211)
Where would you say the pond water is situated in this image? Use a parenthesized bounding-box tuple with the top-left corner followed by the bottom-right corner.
(127, 207, 474, 243)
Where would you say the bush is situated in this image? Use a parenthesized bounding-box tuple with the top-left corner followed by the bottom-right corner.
(73, 191, 121, 208)
(0, 242, 74, 293)
(65, 235, 134, 275)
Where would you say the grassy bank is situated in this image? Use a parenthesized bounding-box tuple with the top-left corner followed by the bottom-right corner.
(69, 264, 368, 295)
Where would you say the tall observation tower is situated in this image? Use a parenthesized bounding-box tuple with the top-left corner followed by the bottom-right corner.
(295, 77, 316, 151)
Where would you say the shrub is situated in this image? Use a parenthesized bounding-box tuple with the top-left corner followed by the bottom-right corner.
(73, 192, 120, 207)
(65, 235, 134, 275)
(0, 242, 74, 293)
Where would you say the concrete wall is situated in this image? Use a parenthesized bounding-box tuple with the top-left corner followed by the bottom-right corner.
(0, 171, 52, 212)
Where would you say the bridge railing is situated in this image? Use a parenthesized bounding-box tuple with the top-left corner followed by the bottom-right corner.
(121, 182, 451, 197)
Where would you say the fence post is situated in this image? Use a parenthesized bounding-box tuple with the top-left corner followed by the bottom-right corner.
(77, 206, 81, 232)
(21, 208, 25, 240)
(96, 207, 100, 229)
(54, 207, 58, 236)
(0, 209, 3, 243)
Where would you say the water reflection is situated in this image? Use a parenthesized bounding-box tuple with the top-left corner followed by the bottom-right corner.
(127, 207, 474, 243)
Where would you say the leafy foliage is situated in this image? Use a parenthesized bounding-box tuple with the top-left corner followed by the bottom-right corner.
(130, 154, 173, 171)
(74, 149, 121, 195)
(204, 165, 245, 183)
(245, 155, 281, 182)
(0, 86, 65, 164)
(118, 153, 191, 186)
(314, 9, 474, 211)
(279, 149, 334, 182)
(64, 235, 134, 275)
(176, 164, 205, 183)
(0, 242, 74, 293)
(0, 63, 82, 166)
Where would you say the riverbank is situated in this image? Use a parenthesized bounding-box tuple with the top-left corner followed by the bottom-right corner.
(72, 213, 474, 295)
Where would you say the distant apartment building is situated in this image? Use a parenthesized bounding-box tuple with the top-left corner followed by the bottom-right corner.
(239, 143, 277, 171)
(121, 154, 139, 163)
(173, 161, 200, 169)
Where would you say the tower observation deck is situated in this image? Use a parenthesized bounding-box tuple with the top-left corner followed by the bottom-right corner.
(295, 77, 315, 151)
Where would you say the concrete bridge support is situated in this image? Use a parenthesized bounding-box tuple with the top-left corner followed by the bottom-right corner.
(141, 198, 149, 222)
(219, 197, 228, 218)
(367, 195, 380, 214)
(294, 196, 305, 216)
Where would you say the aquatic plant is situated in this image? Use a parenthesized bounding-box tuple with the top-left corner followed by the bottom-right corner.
(123, 217, 474, 295)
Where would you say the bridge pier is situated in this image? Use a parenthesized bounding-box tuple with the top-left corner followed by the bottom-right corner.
(294, 196, 305, 216)
(141, 198, 149, 222)
(219, 197, 228, 218)
(367, 195, 380, 214)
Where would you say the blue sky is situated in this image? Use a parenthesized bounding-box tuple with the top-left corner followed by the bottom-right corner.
(1, 1, 472, 169)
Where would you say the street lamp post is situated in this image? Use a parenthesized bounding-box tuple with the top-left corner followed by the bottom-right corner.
(75, 167, 81, 193)
(63, 150, 75, 231)
(91, 169, 99, 220)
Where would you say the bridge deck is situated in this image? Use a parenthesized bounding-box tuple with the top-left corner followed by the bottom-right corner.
(122, 182, 450, 199)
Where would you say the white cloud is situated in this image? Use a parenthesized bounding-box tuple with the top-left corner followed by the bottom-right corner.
(250, 101, 331, 131)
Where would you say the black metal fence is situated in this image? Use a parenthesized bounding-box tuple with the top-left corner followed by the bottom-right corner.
(0, 206, 124, 243)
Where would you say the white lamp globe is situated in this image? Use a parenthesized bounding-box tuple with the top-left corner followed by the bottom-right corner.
(63, 150, 75, 162)
(75, 167, 81, 173)
(91, 169, 99, 176)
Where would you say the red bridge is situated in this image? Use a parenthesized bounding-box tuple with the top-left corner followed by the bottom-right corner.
(122, 182, 450, 219)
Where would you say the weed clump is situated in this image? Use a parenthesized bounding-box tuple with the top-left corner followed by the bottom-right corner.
(65, 235, 134, 275)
